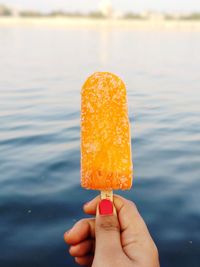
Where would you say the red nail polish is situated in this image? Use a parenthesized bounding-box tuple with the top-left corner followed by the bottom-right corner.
(99, 199, 113, 215)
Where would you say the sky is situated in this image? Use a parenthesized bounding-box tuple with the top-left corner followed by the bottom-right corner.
(2, 0, 200, 13)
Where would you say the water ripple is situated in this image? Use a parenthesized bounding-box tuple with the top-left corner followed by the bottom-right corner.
(0, 27, 200, 267)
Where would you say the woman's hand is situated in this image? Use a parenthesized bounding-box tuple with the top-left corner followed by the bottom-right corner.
(64, 195, 160, 267)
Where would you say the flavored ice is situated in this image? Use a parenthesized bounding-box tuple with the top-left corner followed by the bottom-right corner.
(81, 72, 133, 190)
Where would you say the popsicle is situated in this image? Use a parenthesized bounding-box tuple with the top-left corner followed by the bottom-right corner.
(81, 72, 133, 199)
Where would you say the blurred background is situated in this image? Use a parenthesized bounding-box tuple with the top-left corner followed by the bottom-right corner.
(0, 1, 200, 267)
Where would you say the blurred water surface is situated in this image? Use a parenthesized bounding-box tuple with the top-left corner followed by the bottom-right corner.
(0, 26, 200, 267)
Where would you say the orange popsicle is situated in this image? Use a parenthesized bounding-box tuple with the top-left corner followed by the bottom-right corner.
(81, 72, 133, 191)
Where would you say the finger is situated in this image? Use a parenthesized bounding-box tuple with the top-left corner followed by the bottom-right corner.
(95, 199, 122, 258)
(83, 195, 100, 215)
(116, 196, 149, 234)
(83, 194, 131, 215)
(75, 255, 93, 266)
(112, 196, 155, 261)
(84, 194, 146, 233)
(119, 199, 159, 264)
(69, 239, 95, 257)
(64, 218, 95, 245)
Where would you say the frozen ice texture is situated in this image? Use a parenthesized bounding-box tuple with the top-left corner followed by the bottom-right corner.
(81, 72, 133, 190)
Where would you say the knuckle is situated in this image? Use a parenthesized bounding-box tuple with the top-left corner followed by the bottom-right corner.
(74, 218, 85, 226)
(127, 200, 137, 210)
(98, 217, 120, 232)
(123, 200, 138, 213)
(147, 240, 159, 262)
(152, 243, 159, 258)
(73, 218, 89, 230)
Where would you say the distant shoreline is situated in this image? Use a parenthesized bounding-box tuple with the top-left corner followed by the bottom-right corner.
(0, 17, 200, 31)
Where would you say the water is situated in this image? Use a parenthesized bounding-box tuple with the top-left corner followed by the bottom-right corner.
(0, 25, 200, 267)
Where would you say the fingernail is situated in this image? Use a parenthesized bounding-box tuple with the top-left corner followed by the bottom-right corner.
(99, 199, 113, 215)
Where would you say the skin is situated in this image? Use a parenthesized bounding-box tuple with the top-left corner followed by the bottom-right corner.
(64, 195, 160, 267)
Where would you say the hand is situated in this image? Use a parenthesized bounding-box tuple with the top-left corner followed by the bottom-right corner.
(64, 195, 160, 267)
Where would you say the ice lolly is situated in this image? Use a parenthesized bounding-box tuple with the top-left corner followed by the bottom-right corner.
(81, 72, 133, 194)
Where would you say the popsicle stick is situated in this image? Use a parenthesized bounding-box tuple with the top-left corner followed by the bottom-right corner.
(101, 190, 113, 201)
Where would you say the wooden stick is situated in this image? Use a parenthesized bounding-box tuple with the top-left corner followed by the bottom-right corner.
(101, 190, 113, 201)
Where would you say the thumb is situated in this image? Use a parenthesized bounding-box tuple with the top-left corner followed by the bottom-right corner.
(95, 199, 122, 258)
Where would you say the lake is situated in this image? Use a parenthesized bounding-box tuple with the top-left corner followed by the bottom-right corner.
(0, 25, 200, 267)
